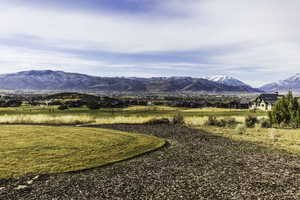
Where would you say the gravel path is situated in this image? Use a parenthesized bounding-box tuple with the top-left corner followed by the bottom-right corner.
(1, 124, 300, 200)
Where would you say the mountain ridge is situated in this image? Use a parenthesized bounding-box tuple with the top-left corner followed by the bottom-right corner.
(204, 75, 251, 87)
(260, 73, 300, 93)
(0, 70, 262, 93)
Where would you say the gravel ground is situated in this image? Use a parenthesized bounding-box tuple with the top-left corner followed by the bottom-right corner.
(1, 124, 300, 200)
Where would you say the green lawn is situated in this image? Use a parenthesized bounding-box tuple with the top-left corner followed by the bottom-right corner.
(0, 125, 165, 179)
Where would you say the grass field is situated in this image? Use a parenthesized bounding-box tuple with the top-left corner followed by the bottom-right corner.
(200, 125, 300, 155)
(0, 105, 266, 125)
(1, 105, 300, 199)
(1, 124, 300, 199)
(0, 125, 165, 179)
(0, 114, 96, 125)
(1, 105, 299, 176)
(0, 105, 265, 117)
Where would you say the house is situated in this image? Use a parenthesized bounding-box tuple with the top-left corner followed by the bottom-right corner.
(250, 93, 282, 111)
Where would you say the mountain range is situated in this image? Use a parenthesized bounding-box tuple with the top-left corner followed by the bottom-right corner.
(204, 75, 251, 87)
(260, 74, 300, 93)
(0, 70, 261, 93)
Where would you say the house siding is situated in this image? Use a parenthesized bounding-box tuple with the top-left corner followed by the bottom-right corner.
(250, 93, 281, 111)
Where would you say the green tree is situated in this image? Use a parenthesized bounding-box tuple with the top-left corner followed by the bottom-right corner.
(288, 92, 298, 127)
(296, 109, 300, 127)
(270, 91, 300, 128)
(86, 100, 100, 110)
(268, 111, 273, 125)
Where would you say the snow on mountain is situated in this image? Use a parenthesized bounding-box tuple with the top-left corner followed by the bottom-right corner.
(0, 70, 261, 93)
(261, 73, 300, 92)
(204, 75, 251, 87)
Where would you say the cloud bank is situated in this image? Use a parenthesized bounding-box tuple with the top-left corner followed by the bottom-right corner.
(0, 0, 299, 86)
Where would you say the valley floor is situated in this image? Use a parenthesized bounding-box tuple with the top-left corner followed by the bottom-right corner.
(1, 124, 300, 200)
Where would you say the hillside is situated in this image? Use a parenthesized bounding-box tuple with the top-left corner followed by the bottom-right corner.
(204, 75, 251, 87)
(260, 73, 300, 93)
(0, 70, 261, 93)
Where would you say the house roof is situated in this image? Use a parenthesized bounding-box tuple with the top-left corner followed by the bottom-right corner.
(264, 100, 277, 104)
(257, 93, 281, 104)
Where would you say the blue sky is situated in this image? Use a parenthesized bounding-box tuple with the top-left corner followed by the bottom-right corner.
(0, 0, 299, 87)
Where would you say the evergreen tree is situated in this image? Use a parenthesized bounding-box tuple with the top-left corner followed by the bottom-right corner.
(268, 111, 273, 125)
(296, 108, 300, 128)
(270, 91, 300, 128)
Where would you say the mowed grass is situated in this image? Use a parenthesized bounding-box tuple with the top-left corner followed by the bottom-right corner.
(0, 125, 165, 179)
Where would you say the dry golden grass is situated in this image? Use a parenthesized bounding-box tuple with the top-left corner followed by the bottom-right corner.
(0, 113, 267, 126)
(0, 114, 172, 125)
(0, 114, 96, 125)
(123, 106, 179, 111)
(95, 115, 250, 126)
(200, 125, 300, 155)
(185, 116, 208, 126)
(182, 107, 246, 112)
(185, 116, 246, 126)
(95, 116, 171, 124)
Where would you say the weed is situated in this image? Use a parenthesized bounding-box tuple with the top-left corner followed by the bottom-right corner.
(235, 124, 247, 135)
(260, 118, 272, 128)
(245, 115, 258, 128)
(172, 113, 185, 125)
(205, 116, 237, 127)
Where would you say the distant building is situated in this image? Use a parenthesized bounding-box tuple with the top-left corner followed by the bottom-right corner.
(238, 100, 250, 109)
(250, 93, 283, 111)
(147, 101, 154, 106)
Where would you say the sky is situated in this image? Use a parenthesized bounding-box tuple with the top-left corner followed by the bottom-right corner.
(0, 0, 299, 87)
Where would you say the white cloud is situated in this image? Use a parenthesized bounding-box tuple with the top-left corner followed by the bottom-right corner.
(0, 0, 297, 53)
(0, 44, 204, 76)
(0, 0, 299, 85)
(0, 45, 106, 74)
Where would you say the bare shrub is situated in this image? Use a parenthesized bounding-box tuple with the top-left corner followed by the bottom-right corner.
(204, 116, 219, 126)
(260, 119, 272, 128)
(221, 118, 238, 127)
(235, 124, 247, 135)
(172, 113, 185, 125)
(58, 104, 68, 110)
(245, 115, 258, 128)
(205, 116, 237, 127)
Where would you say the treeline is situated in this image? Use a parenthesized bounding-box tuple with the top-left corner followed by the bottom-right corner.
(0, 100, 22, 107)
(0, 92, 251, 109)
(0, 95, 23, 107)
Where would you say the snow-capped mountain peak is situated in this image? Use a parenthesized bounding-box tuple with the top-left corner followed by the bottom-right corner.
(260, 73, 300, 93)
(204, 75, 250, 87)
(287, 73, 300, 82)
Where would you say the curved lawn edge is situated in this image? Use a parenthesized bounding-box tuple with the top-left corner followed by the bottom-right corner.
(0, 125, 166, 179)
(64, 135, 167, 175)
(64, 127, 167, 173)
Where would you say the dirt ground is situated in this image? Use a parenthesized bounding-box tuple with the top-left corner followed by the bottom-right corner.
(1, 124, 300, 200)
